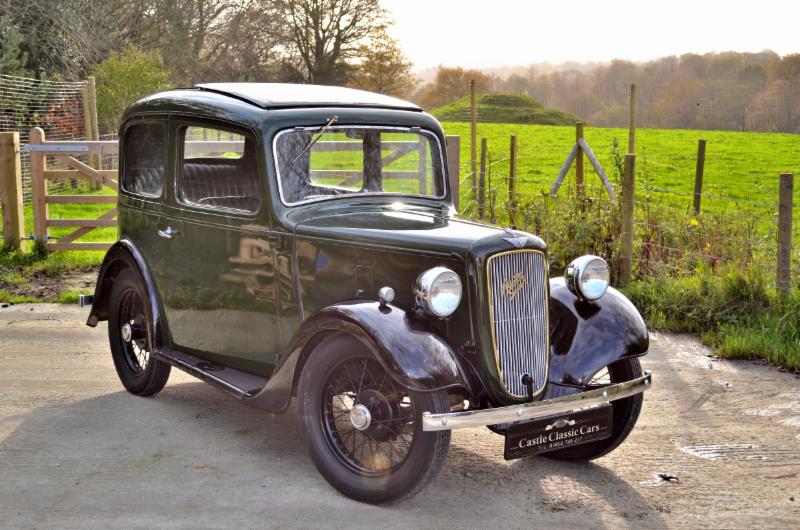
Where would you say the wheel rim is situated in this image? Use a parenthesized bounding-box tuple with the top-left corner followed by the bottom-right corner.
(117, 288, 150, 374)
(321, 356, 416, 476)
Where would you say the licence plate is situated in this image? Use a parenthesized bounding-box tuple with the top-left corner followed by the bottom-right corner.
(504, 405, 613, 460)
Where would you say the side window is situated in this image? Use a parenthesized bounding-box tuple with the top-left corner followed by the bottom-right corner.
(177, 126, 261, 213)
(122, 123, 165, 198)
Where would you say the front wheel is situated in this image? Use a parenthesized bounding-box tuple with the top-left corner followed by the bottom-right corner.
(543, 357, 644, 462)
(297, 333, 451, 504)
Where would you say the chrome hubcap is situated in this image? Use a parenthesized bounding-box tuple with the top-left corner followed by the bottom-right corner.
(121, 323, 133, 343)
(350, 403, 372, 431)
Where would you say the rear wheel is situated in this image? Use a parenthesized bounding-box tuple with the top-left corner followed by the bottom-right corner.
(108, 268, 170, 396)
(543, 357, 643, 462)
(297, 333, 451, 504)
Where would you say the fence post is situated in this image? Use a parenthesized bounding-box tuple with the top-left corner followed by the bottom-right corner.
(628, 83, 637, 154)
(508, 134, 517, 228)
(693, 139, 706, 216)
(29, 127, 48, 248)
(620, 154, 636, 285)
(777, 172, 793, 293)
(0, 132, 24, 250)
(478, 137, 487, 220)
(446, 136, 460, 210)
(82, 76, 102, 190)
(470, 80, 477, 193)
(575, 122, 585, 199)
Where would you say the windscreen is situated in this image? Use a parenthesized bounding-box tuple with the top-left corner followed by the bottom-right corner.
(274, 127, 445, 205)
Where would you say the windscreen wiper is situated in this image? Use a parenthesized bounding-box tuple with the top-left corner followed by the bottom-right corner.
(291, 115, 339, 165)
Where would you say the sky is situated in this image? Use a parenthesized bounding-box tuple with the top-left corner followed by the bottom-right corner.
(380, 0, 799, 71)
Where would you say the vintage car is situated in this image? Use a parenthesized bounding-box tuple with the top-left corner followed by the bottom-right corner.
(85, 83, 652, 504)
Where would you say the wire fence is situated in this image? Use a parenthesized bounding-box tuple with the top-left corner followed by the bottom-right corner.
(0, 74, 91, 202)
(450, 126, 799, 288)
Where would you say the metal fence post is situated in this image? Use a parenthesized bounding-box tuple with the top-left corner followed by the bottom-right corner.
(446, 136, 460, 210)
(620, 154, 636, 284)
(777, 172, 794, 293)
(0, 132, 24, 250)
(693, 139, 706, 216)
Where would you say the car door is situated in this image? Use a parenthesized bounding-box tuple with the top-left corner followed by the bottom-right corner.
(160, 120, 280, 377)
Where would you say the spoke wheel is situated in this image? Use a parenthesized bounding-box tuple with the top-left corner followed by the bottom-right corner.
(116, 289, 150, 374)
(298, 333, 451, 504)
(108, 268, 170, 397)
(322, 357, 415, 476)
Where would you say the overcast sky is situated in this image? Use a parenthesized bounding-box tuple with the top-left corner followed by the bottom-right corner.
(380, 0, 798, 70)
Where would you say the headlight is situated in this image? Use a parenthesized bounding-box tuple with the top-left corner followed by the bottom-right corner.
(565, 255, 609, 301)
(414, 267, 462, 317)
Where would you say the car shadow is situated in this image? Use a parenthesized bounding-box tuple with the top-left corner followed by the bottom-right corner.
(0, 381, 665, 528)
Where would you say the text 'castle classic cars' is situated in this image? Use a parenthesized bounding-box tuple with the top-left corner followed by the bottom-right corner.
(85, 83, 652, 504)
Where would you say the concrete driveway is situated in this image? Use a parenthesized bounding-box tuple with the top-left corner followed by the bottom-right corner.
(1, 304, 798, 528)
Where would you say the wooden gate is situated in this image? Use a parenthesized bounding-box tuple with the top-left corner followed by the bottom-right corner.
(27, 127, 118, 252)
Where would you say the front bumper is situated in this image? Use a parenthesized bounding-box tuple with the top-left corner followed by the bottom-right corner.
(422, 371, 652, 431)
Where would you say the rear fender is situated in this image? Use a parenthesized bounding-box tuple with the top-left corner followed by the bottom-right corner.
(86, 239, 165, 348)
(247, 301, 470, 413)
(545, 277, 649, 398)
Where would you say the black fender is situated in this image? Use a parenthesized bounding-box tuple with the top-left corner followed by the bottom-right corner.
(247, 300, 470, 413)
(544, 277, 649, 399)
(86, 239, 166, 349)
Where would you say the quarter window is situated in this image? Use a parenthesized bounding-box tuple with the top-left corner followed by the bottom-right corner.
(178, 126, 261, 213)
(121, 123, 165, 197)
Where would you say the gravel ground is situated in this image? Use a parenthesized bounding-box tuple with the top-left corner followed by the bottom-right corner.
(1, 303, 799, 529)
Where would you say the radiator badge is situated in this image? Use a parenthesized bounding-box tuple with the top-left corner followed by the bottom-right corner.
(501, 271, 528, 301)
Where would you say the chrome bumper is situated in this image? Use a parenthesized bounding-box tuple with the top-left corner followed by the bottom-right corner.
(422, 371, 652, 431)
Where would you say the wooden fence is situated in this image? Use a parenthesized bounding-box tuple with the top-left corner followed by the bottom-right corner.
(0, 131, 463, 252)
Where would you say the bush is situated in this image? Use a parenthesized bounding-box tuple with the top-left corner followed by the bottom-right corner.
(93, 47, 172, 133)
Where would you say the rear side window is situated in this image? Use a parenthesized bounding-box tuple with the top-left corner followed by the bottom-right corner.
(121, 123, 165, 198)
(177, 126, 261, 213)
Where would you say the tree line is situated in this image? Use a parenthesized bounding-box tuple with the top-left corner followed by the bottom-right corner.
(416, 52, 800, 133)
(0, 0, 415, 131)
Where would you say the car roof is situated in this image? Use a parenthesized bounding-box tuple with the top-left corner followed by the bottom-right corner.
(194, 83, 421, 112)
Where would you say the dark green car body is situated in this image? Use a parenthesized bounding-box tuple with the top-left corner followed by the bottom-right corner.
(88, 84, 649, 412)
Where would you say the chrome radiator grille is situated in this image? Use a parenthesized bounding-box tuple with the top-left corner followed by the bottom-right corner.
(487, 250, 549, 397)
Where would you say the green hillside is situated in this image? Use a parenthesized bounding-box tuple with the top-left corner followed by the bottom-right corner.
(432, 93, 580, 126)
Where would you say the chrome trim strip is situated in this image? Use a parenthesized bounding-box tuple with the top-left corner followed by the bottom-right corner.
(422, 371, 652, 431)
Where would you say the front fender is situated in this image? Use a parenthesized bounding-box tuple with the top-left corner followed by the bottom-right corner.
(247, 300, 469, 413)
(545, 277, 649, 398)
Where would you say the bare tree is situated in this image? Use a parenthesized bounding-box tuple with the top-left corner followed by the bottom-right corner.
(279, 0, 385, 85)
(349, 27, 414, 97)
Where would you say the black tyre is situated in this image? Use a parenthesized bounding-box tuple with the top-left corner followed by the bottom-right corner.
(297, 333, 451, 504)
(543, 357, 643, 462)
(108, 268, 170, 396)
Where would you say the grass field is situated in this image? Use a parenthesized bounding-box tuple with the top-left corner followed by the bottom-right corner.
(441, 122, 800, 215)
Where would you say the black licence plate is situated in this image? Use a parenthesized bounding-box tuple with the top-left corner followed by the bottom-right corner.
(504, 405, 613, 460)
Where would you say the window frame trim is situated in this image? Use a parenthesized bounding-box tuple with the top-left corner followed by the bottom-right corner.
(175, 122, 263, 217)
(120, 120, 167, 199)
(272, 125, 447, 207)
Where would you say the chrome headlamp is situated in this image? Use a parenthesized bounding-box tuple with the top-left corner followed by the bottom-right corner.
(414, 267, 462, 317)
(565, 255, 609, 301)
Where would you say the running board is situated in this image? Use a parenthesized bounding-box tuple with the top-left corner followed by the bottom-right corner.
(152, 347, 268, 400)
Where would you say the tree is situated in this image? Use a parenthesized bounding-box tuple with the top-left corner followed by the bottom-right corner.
(415, 66, 494, 109)
(280, 0, 385, 84)
(349, 27, 415, 97)
(0, 16, 29, 76)
(92, 47, 172, 132)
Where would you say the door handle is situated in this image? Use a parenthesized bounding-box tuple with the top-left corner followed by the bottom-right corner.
(157, 227, 180, 239)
